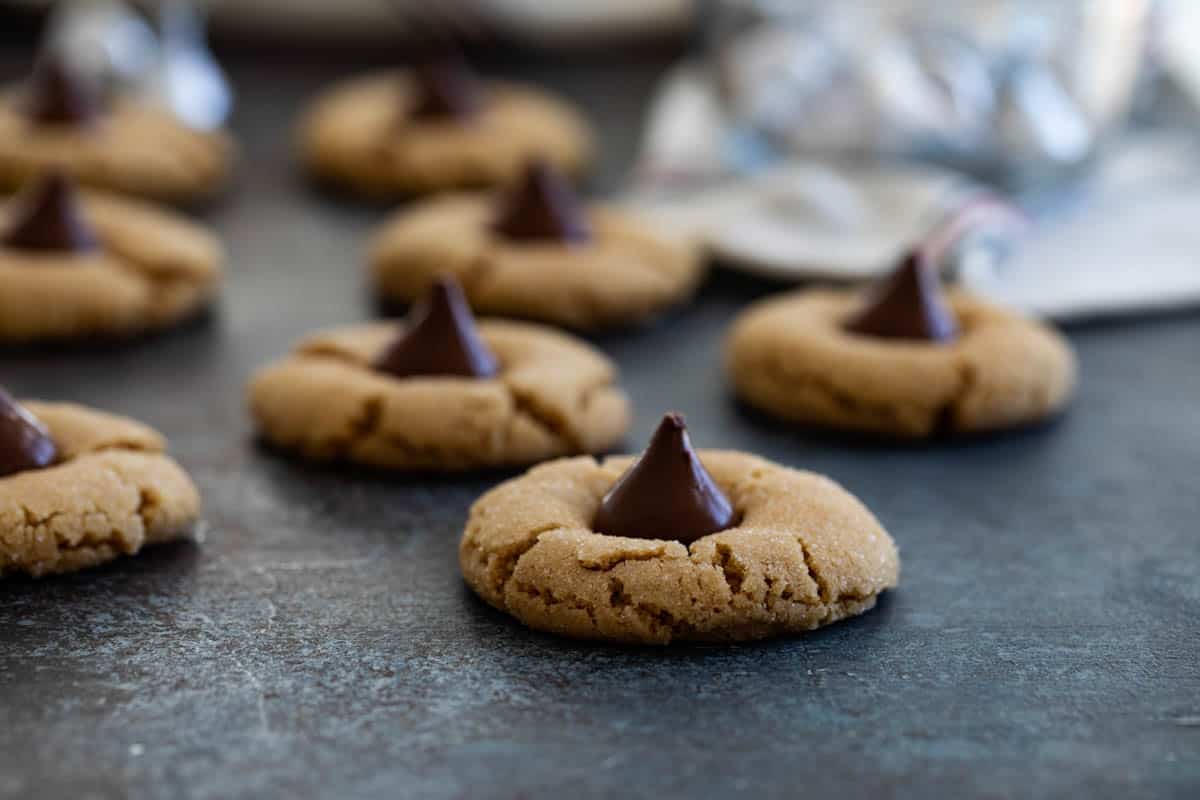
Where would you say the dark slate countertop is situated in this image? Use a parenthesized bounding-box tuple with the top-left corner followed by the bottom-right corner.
(0, 47, 1197, 800)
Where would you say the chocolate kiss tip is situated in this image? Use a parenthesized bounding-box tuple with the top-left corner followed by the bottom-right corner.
(592, 412, 736, 544)
(0, 388, 57, 478)
(2, 172, 100, 253)
(408, 54, 483, 120)
(24, 52, 100, 127)
(373, 276, 500, 380)
(491, 159, 592, 244)
(844, 251, 959, 343)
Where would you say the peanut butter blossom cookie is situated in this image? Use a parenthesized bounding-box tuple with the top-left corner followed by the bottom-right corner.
(0, 390, 201, 577)
(248, 276, 631, 470)
(299, 54, 591, 196)
(0, 51, 234, 203)
(725, 252, 1077, 438)
(460, 413, 900, 644)
(369, 160, 705, 329)
(0, 172, 223, 342)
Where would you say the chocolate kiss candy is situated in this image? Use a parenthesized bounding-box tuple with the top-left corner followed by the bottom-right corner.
(2, 172, 99, 253)
(408, 54, 483, 120)
(844, 251, 959, 342)
(0, 389, 58, 478)
(374, 276, 500, 379)
(593, 413, 735, 544)
(23, 52, 100, 127)
(492, 160, 591, 243)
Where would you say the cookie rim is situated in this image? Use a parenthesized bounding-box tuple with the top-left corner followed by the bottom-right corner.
(0, 92, 236, 203)
(368, 194, 705, 329)
(0, 188, 223, 341)
(459, 450, 900, 644)
(248, 319, 632, 470)
(0, 401, 201, 577)
(299, 70, 591, 195)
(725, 288, 1078, 438)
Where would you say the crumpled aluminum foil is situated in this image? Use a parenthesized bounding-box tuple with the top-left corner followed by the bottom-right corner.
(625, 63, 1027, 284)
(702, 0, 1152, 187)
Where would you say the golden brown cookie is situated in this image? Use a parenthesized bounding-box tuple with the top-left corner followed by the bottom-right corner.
(0, 62, 234, 204)
(459, 450, 900, 644)
(0, 176, 223, 343)
(725, 288, 1077, 438)
(0, 400, 201, 577)
(248, 320, 631, 470)
(369, 193, 704, 330)
(298, 70, 591, 197)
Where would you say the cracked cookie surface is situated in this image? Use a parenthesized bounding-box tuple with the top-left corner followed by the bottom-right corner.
(248, 320, 631, 470)
(369, 195, 704, 330)
(0, 402, 201, 577)
(0, 189, 223, 342)
(299, 72, 590, 197)
(0, 93, 234, 203)
(726, 289, 1077, 438)
(460, 451, 899, 644)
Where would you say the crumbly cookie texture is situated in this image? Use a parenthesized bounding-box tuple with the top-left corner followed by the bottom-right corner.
(460, 451, 899, 644)
(0, 93, 234, 203)
(0, 402, 201, 577)
(369, 195, 704, 329)
(0, 189, 223, 342)
(248, 320, 631, 470)
(726, 289, 1077, 438)
(299, 72, 591, 196)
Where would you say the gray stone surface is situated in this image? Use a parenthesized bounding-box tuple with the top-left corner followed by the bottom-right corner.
(1, 47, 1198, 800)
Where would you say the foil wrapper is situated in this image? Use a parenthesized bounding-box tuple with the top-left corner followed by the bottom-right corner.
(46, 0, 232, 131)
(700, 0, 1152, 187)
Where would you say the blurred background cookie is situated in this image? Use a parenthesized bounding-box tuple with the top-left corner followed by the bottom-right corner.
(369, 160, 702, 329)
(248, 277, 630, 470)
(298, 54, 591, 197)
(0, 171, 223, 343)
(0, 46, 234, 203)
(726, 253, 1077, 438)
